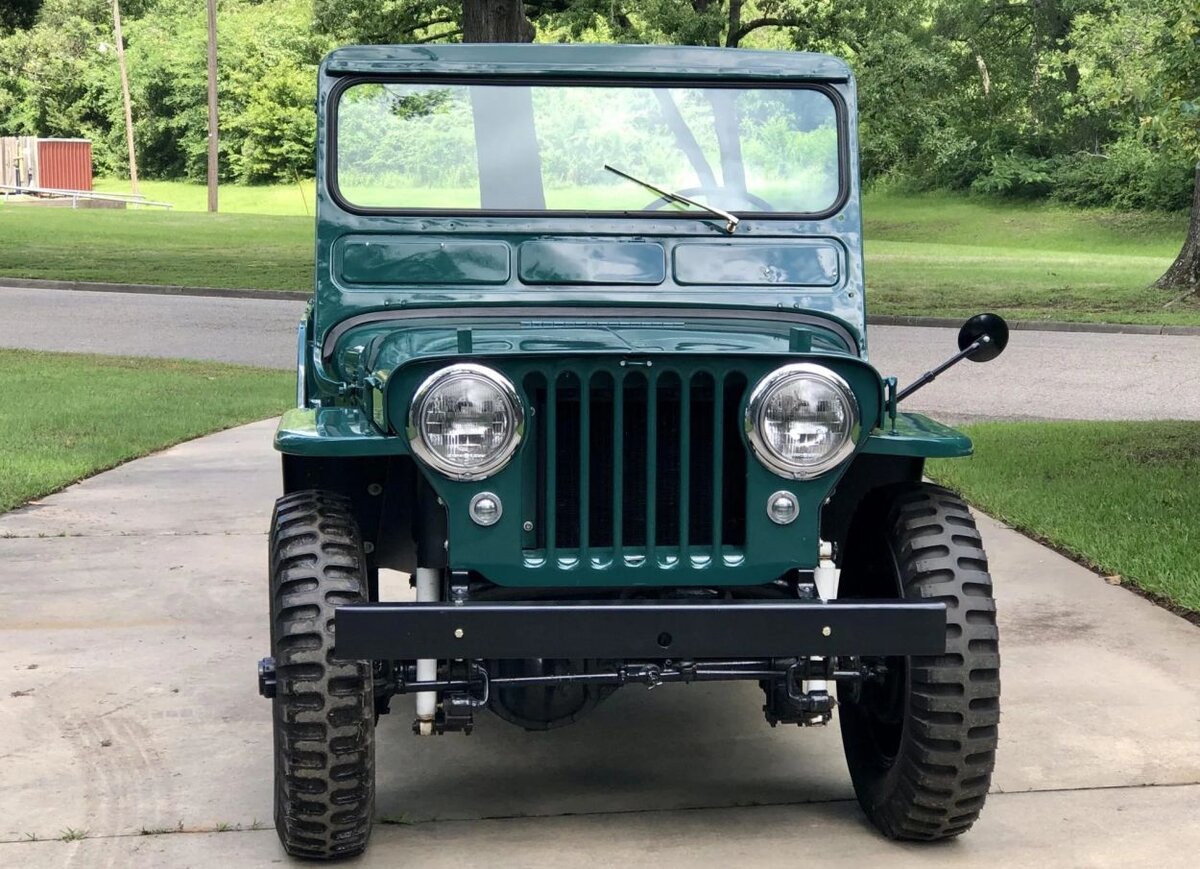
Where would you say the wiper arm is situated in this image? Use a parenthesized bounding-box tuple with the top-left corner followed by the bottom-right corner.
(604, 164, 739, 234)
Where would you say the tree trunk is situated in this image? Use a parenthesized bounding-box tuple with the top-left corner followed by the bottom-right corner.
(654, 91, 718, 189)
(462, 0, 534, 43)
(725, 0, 743, 47)
(1155, 163, 1200, 293)
(708, 89, 746, 192)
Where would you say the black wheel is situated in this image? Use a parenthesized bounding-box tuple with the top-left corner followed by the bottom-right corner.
(270, 490, 375, 859)
(838, 483, 1000, 840)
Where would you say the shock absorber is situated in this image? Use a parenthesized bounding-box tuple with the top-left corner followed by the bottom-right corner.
(413, 567, 439, 736)
(805, 540, 841, 701)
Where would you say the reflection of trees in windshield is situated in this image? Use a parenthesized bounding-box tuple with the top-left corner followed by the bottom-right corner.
(336, 83, 839, 212)
(388, 88, 453, 120)
(339, 85, 477, 190)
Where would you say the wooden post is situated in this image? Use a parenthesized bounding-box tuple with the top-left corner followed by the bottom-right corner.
(206, 0, 219, 213)
(111, 0, 139, 196)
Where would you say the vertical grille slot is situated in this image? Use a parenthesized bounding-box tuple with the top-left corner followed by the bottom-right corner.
(526, 365, 748, 568)
(621, 373, 648, 548)
(654, 372, 682, 549)
(553, 371, 581, 550)
(587, 372, 615, 549)
(687, 372, 716, 548)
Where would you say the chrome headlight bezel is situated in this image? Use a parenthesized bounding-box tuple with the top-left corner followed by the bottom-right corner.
(406, 363, 524, 481)
(744, 363, 860, 480)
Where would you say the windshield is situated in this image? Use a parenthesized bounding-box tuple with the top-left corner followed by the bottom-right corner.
(334, 82, 842, 215)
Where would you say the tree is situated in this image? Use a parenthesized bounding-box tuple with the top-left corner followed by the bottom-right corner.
(312, 0, 461, 43)
(547, 0, 813, 48)
(314, 1, 820, 51)
(463, 0, 533, 41)
(0, 1, 122, 170)
(1, 0, 1193, 216)
(1159, 166, 1200, 294)
(1151, 0, 1200, 294)
(0, 0, 43, 32)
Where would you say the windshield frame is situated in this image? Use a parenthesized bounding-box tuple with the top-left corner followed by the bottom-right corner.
(326, 75, 851, 222)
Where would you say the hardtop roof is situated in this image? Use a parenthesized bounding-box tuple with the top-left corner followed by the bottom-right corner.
(321, 43, 852, 82)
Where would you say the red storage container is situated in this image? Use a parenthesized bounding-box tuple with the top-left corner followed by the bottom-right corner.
(36, 139, 93, 191)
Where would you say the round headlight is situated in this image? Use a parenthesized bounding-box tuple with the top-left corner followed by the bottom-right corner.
(745, 363, 859, 479)
(407, 364, 524, 480)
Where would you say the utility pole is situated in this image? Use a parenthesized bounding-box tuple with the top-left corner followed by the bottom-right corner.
(111, 0, 139, 196)
(206, 0, 219, 213)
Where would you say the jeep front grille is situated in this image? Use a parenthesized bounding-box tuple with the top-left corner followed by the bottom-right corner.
(523, 366, 748, 568)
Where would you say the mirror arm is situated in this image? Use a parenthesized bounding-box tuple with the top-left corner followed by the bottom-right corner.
(895, 336, 989, 403)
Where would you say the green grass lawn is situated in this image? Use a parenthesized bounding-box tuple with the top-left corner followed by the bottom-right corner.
(0, 349, 292, 513)
(2, 183, 1194, 325)
(0, 205, 312, 290)
(863, 191, 1195, 326)
(95, 177, 320, 216)
(928, 421, 1200, 615)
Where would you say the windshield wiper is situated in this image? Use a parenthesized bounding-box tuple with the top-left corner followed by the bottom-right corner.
(603, 164, 739, 234)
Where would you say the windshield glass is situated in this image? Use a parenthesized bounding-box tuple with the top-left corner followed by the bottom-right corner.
(334, 82, 842, 215)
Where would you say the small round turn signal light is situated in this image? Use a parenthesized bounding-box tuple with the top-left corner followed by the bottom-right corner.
(767, 491, 799, 525)
(469, 492, 503, 526)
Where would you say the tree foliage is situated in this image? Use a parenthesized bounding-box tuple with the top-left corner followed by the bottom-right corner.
(0, 0, 1194, 215)
(1, 0, 329, 182)
(0, 0, 44, 33)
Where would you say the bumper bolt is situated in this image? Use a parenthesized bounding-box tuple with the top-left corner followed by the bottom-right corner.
(821, 626, 832, 637)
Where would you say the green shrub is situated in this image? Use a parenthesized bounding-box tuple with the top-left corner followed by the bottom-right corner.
(970, 153, 1056, 198)
(1053, 140, 1194, 211)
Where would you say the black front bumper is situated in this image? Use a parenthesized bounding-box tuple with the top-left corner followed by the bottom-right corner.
(334, 598, 946, 660)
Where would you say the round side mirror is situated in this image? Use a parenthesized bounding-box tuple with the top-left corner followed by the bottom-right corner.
(958, 313, 1009, 363)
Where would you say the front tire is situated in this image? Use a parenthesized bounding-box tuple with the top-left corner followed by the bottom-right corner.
(270, 490, 375, 859)
(839, 483, 1000, 840)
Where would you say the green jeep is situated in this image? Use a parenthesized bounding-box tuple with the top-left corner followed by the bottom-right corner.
(257, 43, 1007, 859)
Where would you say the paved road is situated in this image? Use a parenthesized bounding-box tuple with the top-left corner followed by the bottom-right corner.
(1, 422, 1198, 866)
(4, 285, 1200, 420)
(0, 286, 305, 370)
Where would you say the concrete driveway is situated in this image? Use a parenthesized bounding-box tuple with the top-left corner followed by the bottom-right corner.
(2, 421, 1198, 867)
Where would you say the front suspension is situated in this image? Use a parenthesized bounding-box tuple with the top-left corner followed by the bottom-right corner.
(367, 657, 885, 735)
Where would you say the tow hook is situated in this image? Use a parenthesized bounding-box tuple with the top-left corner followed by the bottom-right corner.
(258, 657, 277, 699)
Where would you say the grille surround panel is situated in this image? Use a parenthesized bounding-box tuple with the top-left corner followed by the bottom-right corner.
(386, 352, 884, 586)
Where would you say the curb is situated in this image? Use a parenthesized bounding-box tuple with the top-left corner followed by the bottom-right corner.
(0, 276, 309, 302)
(867, 314, 1200, 337)
(4, 277, 1199, 336)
